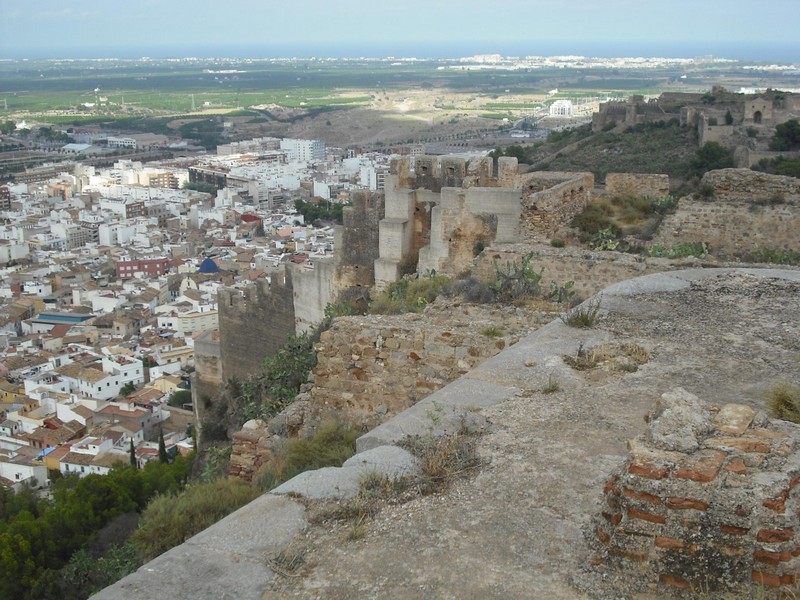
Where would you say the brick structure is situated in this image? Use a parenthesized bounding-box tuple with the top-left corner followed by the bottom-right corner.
(592, 388, 800, 595)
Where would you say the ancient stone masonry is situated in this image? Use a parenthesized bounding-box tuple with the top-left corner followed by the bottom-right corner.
(518, 172, 593, 238)
(652, 169, 800, 257)
(604, 173, 670, 199)
(591, 389, 800, 595)
(228, 301, 557, 481)
(217, 267, 296, 383)
(377, 157, 596, 283)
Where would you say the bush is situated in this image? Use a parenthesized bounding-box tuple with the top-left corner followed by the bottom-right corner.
(550, 238, 566, 248)
(648, 242, 708, 258)
(133, 479, 260, 561)
(479, 325, 505, 338)
(765, 382, 800, 423)
(167, 389, 192, 408)
(370, 273, 452, 315)
(690, 142, 735, 177)
(769, 119, 800, 151)
(570, 203, 618, 236)
(254, 420, 361, 491)
(746, 126, 758, 138)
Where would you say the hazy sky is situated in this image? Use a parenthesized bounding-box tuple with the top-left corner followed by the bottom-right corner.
(1, 0, 798, 61)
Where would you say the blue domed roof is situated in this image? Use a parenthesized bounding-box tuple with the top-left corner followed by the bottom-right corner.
(198, 257, 219, 273)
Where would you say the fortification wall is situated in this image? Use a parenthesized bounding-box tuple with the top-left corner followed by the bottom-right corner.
(229, 301, 557, 481)
(475, 244, 676, 300)
(651, 170, 800, 257)
(519, 173, 594, 239)
(218, 270, 296, 383)
(191, 330, 222, 423)
(292, 260, 336, 335)
(605, 173, 670, 198)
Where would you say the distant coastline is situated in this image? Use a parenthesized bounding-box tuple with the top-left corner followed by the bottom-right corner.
(2, 41, 798, 63)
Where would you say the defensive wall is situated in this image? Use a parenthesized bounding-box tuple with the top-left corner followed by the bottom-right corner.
(217, 269, 296, 382)
(651, 169, 800, 257)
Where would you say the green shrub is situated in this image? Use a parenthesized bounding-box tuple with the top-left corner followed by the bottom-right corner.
(133, 478, 260, 561)
(765, 382, 800, 423)
(746, 126, 758, 138)
(570, 203, 618, 236)
(560, 296, 602, 328)
(648, 242, 708, 258)
(479, 325, 505, 338)
(254, 420, 361, 491)
(370, 273, 452, 315)
(167, 389, 192, 408)
(749, 248, 800, 266)
(550, 238, 566, 248)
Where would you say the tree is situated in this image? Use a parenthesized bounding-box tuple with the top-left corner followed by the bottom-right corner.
(119, 382, 135, 398)
(158, 429, 168, 464)
(724, 109, 734, 125)
(770, 119, 800, 151)
(690, 142, 735, 177)
(129, 439, 136, 469)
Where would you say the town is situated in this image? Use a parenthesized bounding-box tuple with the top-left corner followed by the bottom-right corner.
(0, 132, 394, 488)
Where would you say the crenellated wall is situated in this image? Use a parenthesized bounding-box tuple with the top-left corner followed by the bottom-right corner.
(217, 268, 296, 383)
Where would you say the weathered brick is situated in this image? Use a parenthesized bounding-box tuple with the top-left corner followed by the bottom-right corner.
(628, 459, 671, 480)
(672, 450, 726, 483)
(655, 537, 686, 550)
(603, 475, 620, 495)
(602, 511, 623, 526)
(711, 436, 771, 453)
(724, 456, 747, 475)
(596, 527, 610, 546)
(609, 546, 649, 562)
(753, 549, 792, 565)
(763, 490, 789, 513)
(666, 497, 709, 511)
(752, 571, 783, 587)
(757, 528, 793, 543)
(628, 508, 666, 525)
(720, 524, 749, 536)
(623, 488, 661, 505)
(659, 573, 690, 589)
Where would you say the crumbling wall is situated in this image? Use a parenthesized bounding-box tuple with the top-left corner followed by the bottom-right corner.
(474, 244, 675, 300)
(218, 269, 295, 383)
(651, 170, 800, 257)
(519, 172, 594, 238)
(192, 329, 222, 424)
(591, 389, 800, 595)
(605, 173, 670, 198)
(228, 302, 555, 481)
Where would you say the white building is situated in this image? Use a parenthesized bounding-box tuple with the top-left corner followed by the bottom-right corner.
(280, 138, 325, 165)
(549, 99, 574, 117)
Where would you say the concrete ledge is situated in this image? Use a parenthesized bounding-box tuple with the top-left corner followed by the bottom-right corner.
(90, 494, 306, 600)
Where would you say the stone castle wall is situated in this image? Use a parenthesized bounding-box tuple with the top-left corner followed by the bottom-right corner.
(651, 170, 800, 257)
(228, 302, 557, 481)
(592, 389, 800, 594)
(604, 173, 670, 198)
(217, 270, 296, 383)
(519, 172, 593, 238)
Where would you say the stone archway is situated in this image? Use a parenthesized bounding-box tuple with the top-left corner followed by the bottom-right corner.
(753, 110, 763, 124)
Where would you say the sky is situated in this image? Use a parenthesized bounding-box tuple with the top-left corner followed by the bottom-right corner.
(0, 0, 798, 62)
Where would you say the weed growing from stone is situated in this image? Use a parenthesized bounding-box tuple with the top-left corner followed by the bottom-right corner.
(479, 324, 505, 338)
(268, 539, 307, 576)
(542, 375, 560, 394)
(561, 296, 602, 328)
(403, 430, 482, 496)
